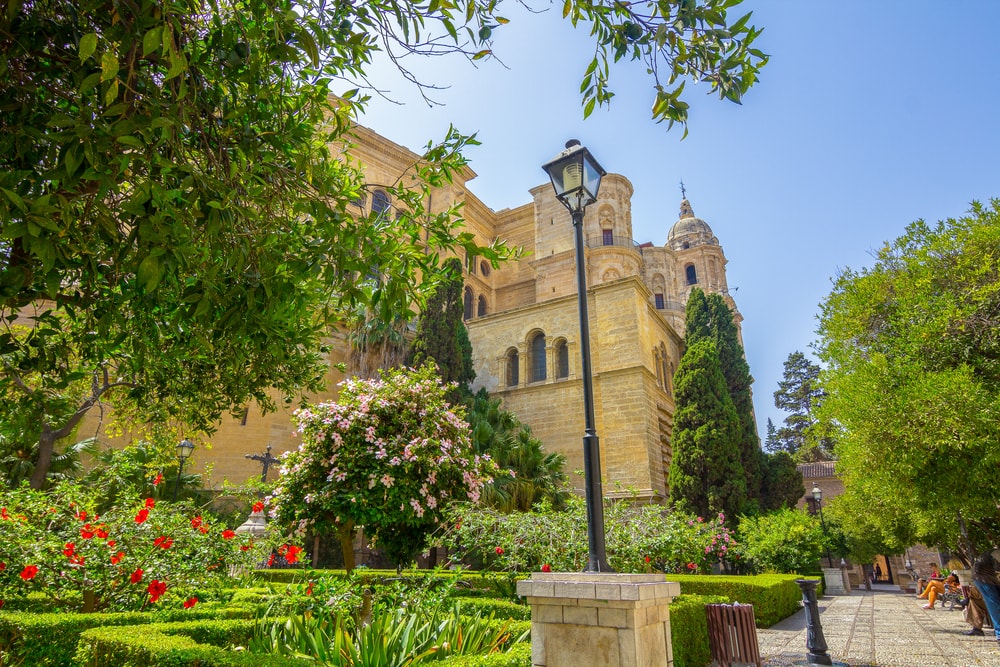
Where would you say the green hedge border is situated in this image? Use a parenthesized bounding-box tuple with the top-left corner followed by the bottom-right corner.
(668, 593, 731, 667)
(666, 574, 813, 627)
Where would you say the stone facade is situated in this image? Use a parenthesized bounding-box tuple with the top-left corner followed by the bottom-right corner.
(77, 125, 744, 499)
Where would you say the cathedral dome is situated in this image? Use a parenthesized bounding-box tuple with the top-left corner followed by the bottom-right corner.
(667, 199, 717, 249)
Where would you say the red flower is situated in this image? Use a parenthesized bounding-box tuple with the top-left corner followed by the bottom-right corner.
(80, 524, 96, 539)
(75, 510, 87, 521)
(63, 542, 76, 557)
(541, 564, 552, 573)
(306, 582, 314, 595)
(222, 529, 236, 540)
(0, 562, 5, 571)
(198, 526, 208, 534)
(183, 597, 198, 609)
(107, 540, 116, 548)
(0, 508, 8, 520)
(130, 568, 144, 584)
(645, 556, 651, 563)
(69, 554, 85, 566)
(285, 545, 303, 564)
(153, 535, 174, 549)
(240, 542, 253, 552)
(145, 498, 156, 509)
(134, 509, 149, 524)
(95, 524, 109, 539)
(495, 546, 504, 555)
(20, 565, 38, 581)
(252, 501, 264, 513)
(147, 579, 167, 603)
(110, 551, 125, 565)
(153, 473, 163, 486)
(191, 515, 203, 529)
(687, 562, 697, 570)
(267, 554, 275, 567)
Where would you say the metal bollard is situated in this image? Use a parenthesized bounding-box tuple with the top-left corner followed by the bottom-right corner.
(795, 579, 833, 665)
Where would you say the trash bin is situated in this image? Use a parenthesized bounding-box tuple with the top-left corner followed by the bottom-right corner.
(705, 602, 762, 667)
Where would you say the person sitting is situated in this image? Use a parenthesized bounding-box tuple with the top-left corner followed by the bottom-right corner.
(963, 584, 990, 636)
(919, 572, 960, 610)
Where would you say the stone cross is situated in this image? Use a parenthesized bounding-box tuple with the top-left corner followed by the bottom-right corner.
(245, 444, 280, 482)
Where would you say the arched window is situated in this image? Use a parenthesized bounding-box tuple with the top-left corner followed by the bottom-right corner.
(602, 229, 614, 246)
(555, 339, 569, 379)
(372, 190, 390, 217)
(685, 264, 698, 285)
(654, 293, 665, 309)
(464, 286, 474, 320)
(506, 348, 519, 387)
(477, 295, 488, 317)
(529, 332, 546, 382)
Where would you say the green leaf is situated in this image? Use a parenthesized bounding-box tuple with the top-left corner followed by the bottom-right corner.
(583, 96, 596, 118)
(104, 79, 119, 106)
(471, 49, 490, 61)
(137, 255, 164, 292)
(1, 188, 26, 212)
(142, 27, 161, 56)
(79, 33, 98, 62)
(100, 51, 118, 82)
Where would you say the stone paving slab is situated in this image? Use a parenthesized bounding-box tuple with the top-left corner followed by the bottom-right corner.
(756, 590, 1000, 666)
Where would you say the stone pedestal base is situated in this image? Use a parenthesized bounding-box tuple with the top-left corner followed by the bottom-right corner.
(517, 573, 681, 667)
(822, 567, 849, 595)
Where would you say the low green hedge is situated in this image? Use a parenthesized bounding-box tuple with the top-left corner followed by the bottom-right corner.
(668, 594, 731, 667)
(455, 597, 531, 621)
(438, 642, 532, 667)
(74, 618, 310, 667)
(666, 574, 812, 627)
(0, 605, 256, 667)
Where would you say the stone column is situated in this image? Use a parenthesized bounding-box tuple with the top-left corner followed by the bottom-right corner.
(822, 567, 848, 595)
(517, 573, 681, 667)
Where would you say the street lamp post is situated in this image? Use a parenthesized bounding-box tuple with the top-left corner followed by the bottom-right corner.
(542, 139, 611, 573)
(812, 484, 833, 568)
(173, 439, 195, 502)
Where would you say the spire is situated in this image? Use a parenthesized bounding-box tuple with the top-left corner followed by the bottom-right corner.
(679, 198, 695, 220)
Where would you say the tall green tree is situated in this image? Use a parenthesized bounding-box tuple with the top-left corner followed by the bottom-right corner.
(668, 338, 746, 521)
(683, 288, 761, 503)
(816, 199, 1000, 558)
(1, 0, 766, 486)
(771, 351, 833, 461)
(407, 257, 475, 400)
(758, 450, 804, 512)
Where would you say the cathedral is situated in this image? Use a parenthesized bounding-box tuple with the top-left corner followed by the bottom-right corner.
(81, 123, 742, 501)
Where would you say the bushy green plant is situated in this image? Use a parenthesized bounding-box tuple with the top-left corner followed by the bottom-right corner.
(666, 574, 810, 627)
(736, 508, 826, 574)
(0, 481, 288, 612)
(271, 365, 497, 571)
(668, 594, 731, 667)
(442, 495, 737, 574)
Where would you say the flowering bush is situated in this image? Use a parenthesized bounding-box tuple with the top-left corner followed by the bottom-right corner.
(0, 481, 285, 612)
(270, 365, 496, 570)
(442, 494, 737, 574)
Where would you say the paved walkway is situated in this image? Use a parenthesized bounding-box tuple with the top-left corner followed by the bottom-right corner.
(757, 588, 1000, 666)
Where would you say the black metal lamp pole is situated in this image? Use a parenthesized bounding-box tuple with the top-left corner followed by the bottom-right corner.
(813, 485, 833, 568)
(542, 140, 611, 573)
(173, 439, 195, 502)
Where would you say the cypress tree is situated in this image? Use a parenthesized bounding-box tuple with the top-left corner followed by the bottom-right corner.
(407, 257, 475, 401)
(668, 338, 746, 521)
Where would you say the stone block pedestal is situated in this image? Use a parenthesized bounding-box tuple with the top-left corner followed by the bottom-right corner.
(516, 573, 681, 667)
(822, 567, 849, 595)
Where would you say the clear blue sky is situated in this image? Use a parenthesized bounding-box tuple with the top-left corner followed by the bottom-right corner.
(355, 0, 1000, 435)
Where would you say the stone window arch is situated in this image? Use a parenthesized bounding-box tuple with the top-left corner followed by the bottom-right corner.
(464, 286, 474, 320)
(529, 331, 547, 382)
(685, 264, 698, 285)
(477, 295, 488, 317)
(372, 189, 390, 217)
(505, 348, 519, 387)
(554, 338, 569, 379)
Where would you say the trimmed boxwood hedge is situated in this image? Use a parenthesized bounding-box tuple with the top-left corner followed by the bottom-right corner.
(666, 574, 812, 627)
(438, 642, 532, 667)
(454, 597, 530, 621)
(0, 604, 255, 667)
(668, 593, 731, 667)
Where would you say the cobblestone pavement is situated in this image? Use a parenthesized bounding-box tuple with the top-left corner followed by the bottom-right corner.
(757, 589, 1000, 666)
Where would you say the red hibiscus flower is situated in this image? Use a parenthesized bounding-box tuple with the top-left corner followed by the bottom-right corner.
(63, 543, 76, 557)
(495, 546, 504, 555)
(198, 525, 208, 534)
(222, 529, 236, 540)
(284, 545, 303, 564)
(134, 509, 149, 524)
(130, 568, 144, 584)
(240, 542, 253, 552)
(153, 535, 174, 549)
(306, 582, 315, 595)
(110, 552, 125, 565)
(20, 565, 38, 581)
(144, 498, 155, 509)
(183, 597, 198, 609)
(75, 510, 87, 521)
(147, 579, 167, 603)
(541, 564, 552, 573)
(107, 540, 116, 548)
(687, 562, 697, 570)
(0, 562, 6, 571)
(153, 473, 163, 486)
(267, 554, 275, 567)
(79, 524, 96, 539)
(69, 554, 85, 566)
(95, 524, 109, 539)
(252, 501, 264, 513)
(190, 515, 203, 529)
(0, 508, 8, 520)
(645, 556, 651, 563)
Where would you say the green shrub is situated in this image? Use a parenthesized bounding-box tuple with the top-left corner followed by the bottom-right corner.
(437, 642, 531, 667)
(453, 597, 530, 621)
(668, 594, 730, 667)
(74, 619, 309, 666)
(736, 509, 827, 574)
(667, 574, 810, 627)
(0, 605, 255, 666)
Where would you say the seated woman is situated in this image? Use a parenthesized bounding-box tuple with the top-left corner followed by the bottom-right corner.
(919, 572, 960, 610)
